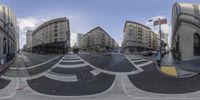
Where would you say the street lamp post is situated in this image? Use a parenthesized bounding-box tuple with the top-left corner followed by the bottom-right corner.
(149, 17, 162, 61)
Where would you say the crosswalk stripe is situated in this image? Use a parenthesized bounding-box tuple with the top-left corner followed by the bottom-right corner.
(56, 63, 88, 68)
(90, 69, 101, 76)
(60, 59, 82, 62)
(44, 72, 77, 82)
(132, 59, 147, 63)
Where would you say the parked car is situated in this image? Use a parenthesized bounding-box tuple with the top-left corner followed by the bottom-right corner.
(143, 51, 153, 56)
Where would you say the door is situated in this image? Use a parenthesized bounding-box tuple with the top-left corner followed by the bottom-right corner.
(194, 33, 200, 56)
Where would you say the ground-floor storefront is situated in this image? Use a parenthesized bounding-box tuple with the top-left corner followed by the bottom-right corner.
(0, 29, 17, 64)
(81, 44, 114, 52)
(32, 42, 69, 54)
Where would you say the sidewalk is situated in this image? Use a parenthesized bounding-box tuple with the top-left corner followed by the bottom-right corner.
(159, 52, 199, 78)
(0, 55, 16, 72)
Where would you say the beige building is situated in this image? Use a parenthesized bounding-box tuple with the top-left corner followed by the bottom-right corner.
(0, 4, 18, 62)
(32, 17, 70, 53)
(80, 27, 118, 52)
(171, 3, 200, 61)
(122, 21, 158, 53)
(26, 30, 32, 51)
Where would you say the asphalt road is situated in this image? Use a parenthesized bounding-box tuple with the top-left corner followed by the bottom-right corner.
(27, 73, 115, 96)
(2, 53, 200, 99)
(51, 65, 94, 74)
(0, 78, 10, 89)
(24, 54, 116, 96)
(27, 56, 63, 76)
(128, 62, 200, 94)
(79, 54, 137, 72)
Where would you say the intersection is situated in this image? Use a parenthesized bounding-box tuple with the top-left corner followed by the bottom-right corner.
(0, 52, 200, 100)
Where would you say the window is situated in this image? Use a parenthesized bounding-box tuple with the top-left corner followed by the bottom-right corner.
(54, 33, 57, 37)
(54, 38, 57, 42)
(128, 29, 133, 33)
(54, 25, 58, 28)
(194, 33, 200, 56)
(54, 29, 58, 32)
(60, 38, 63, 41)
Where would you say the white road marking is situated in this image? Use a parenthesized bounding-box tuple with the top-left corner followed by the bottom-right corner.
(43, 72, 78, 82)
(131, 59, 146, 62)
(76, 54, 142, 75)
(125, 55, 154, 68)
(60, 59, 82, 62)
(90, 69, 101, 76)
(56, 63, 88, 68)
(9, 55, 62, 70)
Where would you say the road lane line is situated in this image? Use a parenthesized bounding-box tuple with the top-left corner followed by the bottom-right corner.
(9, 55, 62, 70)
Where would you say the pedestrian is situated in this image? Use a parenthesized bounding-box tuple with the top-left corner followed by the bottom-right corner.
(76, 48, 79, 54)
(73, 48, 76, 54)
(156, 50, 161, 66)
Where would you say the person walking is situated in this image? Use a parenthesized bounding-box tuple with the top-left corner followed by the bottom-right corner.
(156, 50, 161, 66)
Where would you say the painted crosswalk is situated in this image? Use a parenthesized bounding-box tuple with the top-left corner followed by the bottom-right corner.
(125, 55, 153, 68)
(45, 54, 102, 82)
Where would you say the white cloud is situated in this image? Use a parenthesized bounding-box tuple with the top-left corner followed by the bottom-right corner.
(17, 17, 47, 49)
(70, 33, 77, 47)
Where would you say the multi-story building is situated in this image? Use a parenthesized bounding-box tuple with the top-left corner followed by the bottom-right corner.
(160, 31, 169, 51)
(26, 30, 32, 51)
(122, 21, 158, 54)
(16, 26, 19, 52)
(80, 26, 118, 52)
(77, 33, 84, 48)
(32, 17, 70, 53)
(0, 4, 18, 63)
(171, 3, 200, 61)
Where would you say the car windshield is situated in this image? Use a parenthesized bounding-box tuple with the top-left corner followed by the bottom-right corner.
(0, 0, 200, 100)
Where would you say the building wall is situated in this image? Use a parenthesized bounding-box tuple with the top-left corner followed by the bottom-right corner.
(26, 30, 32, 51)
(80, 27, 118, 52)
(171, 3, 200, 61)
(0, 4, 18, 61)
(122, 21, 158, 53)
(77, 33, 84, 48)
(32, 17, 70, 53)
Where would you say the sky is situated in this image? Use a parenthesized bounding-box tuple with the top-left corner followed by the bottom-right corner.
(0, 0, 199, 48)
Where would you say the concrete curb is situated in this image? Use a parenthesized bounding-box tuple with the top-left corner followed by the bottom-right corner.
(0, 55, 16, 73)
(157, 64, 198, 78)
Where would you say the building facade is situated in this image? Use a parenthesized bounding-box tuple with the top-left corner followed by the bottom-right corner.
(80, 27, 118, 52)
(122, 21, 158, 54)
(77, 33, 84, 48)
(32, 17, 70, 53)
(171, 3, 200, 61)
(26, 30, 32, 51)
(0, 4, 18, 63)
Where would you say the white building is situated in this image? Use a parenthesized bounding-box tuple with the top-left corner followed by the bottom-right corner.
(77, 33, 84, 48)
(32, 17, 70, 53)
(26, 30, 32, 51)
(122, 21, 158, 54)
(171, 3, 200, 61)
(0, 4, 18, 63)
